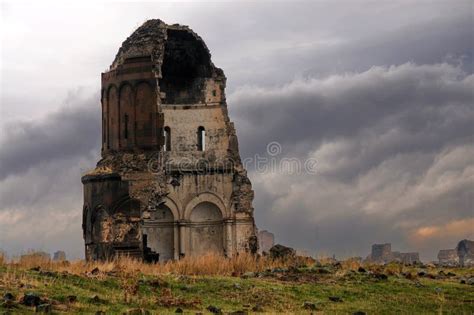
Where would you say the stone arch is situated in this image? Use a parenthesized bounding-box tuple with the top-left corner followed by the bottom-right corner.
(190, 202, 222, 222)
(188, 201, 224, 257)
(184, 192, 227, 220)
(164, 126, 171, 151)
(160, 195, 181, 220)
(111, 197, 141, 217)
(142, 201, 176, 262)
(197, 126, 205, 151)
(160, 28, 213, 104)
(91, 205, 113, 243)
(133, 80, 153, 90)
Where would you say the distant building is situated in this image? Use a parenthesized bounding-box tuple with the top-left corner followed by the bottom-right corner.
(437, 249, 459, 266)
(258, 230, 275, 253)
(53, 251, 66, 261)
(369, 243, 392, 263)
(366, 243, 420, 264)
(394, 252, 420, 264)
(457, 239, 474, 267)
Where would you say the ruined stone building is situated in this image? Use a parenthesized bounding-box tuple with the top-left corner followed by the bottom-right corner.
(82, 19, 257, 261)
(368, 243, 392, 263)
(366, 243, 420, 264)
(457, 239, 474, 267)
(53, 251, 66, 262)
(258, 230, 274, 254)
(437, 239, 474, 267)
(437, 249, 459, 266)
(391, 251, 420, 265)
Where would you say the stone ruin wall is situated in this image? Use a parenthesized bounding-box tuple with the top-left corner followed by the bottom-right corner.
(437, 240, 474, 267)
(437, 249, 459, 266)
(368, 243, 420, 264)
(258, 230, 275, 254)
(82, 19, 257, 261)
(370, 243, 392, 262)
(457, 239, 474, 267)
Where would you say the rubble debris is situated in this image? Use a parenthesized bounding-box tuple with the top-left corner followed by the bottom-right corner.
(269, 244, 296, 260)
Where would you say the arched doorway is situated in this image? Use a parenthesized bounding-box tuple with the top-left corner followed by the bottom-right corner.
(189, 202, 224, 256)
(142, 204, 175, 261)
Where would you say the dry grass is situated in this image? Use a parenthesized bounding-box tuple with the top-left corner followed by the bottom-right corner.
(1, 253, 315, 278)
(1, 253, 473, 314)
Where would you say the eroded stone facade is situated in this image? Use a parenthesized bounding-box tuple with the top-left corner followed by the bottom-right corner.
(457, 239, 474, 267)
(82, 19, 257, 261)
(437, 249, 459, 266)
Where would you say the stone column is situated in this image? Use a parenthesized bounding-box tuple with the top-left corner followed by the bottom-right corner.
(173, 222, 179, 260)
(224, 219, 233, 257)
(178, 220, 187, 258)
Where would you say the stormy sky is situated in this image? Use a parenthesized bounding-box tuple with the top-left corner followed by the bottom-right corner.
(1, 1, 473, 260)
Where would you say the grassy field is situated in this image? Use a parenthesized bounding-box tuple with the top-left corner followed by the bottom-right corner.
(0, 254, 473, 314)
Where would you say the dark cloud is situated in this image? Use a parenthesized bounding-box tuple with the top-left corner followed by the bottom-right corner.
(301, 13, 474, 78)
(230, 63, 474, 260)
(230, 63, 474, 176)
(0, 92, 100, 258)
(0, 92, 101, 180)
(203, 4, 473, 89)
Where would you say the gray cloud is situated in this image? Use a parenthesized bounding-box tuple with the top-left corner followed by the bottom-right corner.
(230, 63, 473, 170)
(231, 63, 473, 260)
(0, 92, 100, 180)
(0, 91, 100, 258)
(202, 3, 473, 89)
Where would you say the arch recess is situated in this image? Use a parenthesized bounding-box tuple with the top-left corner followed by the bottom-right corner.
(111, 197, 141, 217)
(184, 192, 227, 220)
(158, 195, 180, 220)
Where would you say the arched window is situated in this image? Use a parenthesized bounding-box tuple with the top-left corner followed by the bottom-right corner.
(164, 127, 171, 151)
(197, 126, 205, 151)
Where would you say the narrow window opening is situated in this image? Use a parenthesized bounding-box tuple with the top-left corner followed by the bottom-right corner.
(197, 126, 205, 151)
(124, 114, 129, 139)
(164, 127, 171, 151)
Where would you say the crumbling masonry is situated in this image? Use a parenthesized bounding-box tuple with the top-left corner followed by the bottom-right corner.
(82, 20, 257, 261)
